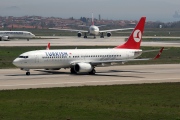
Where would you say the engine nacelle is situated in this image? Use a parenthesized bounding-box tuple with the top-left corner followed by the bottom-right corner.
(107, 32, 112, 37)
(77, 32, 82, 37)
(1, 36, 9, 40)
(74, 63, 93, 73)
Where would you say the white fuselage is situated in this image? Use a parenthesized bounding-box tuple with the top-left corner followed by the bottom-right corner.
(89, 25, 99, 36)
(0, 31, 35, 40)
(13, 49, 142, 69)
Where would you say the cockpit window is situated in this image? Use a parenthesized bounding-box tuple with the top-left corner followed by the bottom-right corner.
(19, 56, 28, 58)
(91, 28, 95, 30)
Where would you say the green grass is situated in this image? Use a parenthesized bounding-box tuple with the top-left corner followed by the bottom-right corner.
(0, 83, 180, 120)
(0, 46, 180, 69)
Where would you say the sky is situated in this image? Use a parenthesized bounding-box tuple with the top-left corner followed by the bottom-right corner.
(0, 0, 180, 22)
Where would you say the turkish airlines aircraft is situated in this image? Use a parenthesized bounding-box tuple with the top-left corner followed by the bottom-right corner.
(0, 31, 35, 41)
(49, 14, 133, 39)
(13, 17, 164, 75)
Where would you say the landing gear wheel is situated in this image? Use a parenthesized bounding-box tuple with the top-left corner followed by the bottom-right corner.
(100, 33, 104, 38)
(26, 72, 30, 76)
(84, 36, 87, 38)
(94, 36, 96, 39)
(70, 68, 77, 74)
(89, 69, 96, 75)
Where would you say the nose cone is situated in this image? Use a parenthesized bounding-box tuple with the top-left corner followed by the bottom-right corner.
(31, 33, 35, 38)
(13, 58, 21, 67)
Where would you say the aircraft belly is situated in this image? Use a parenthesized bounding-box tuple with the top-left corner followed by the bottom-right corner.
(90, 31, 99, 35)
(40, 60, 69, 68)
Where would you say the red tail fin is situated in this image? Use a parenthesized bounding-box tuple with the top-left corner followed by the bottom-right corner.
(115, 17, 146, 49)
(46, 43, 50, 50)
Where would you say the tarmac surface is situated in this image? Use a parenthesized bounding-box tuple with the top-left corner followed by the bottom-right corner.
(0, 36, 180, 47)
(0, 36, 180, 90)
(0, 64, 179, 90)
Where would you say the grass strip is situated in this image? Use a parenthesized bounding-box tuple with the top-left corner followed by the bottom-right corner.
(0, 83, 180, 120)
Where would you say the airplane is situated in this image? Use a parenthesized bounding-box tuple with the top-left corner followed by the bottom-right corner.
(13, 17, 164, 75)
(0, 31, 35, 41)
(49, 14, 133, 39)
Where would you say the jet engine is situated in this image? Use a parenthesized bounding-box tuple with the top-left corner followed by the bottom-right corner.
(107, 32, 112, 37)
(77, 32, 82, 37)
(74, 63, 93, 73)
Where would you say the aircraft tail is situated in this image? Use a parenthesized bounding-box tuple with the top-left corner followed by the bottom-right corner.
(115, 17, 146, 49)
(46, 43, 50, 50)
(92, 13, 94, 25)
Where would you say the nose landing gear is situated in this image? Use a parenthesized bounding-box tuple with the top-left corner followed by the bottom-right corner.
(20, 68, 30, 76)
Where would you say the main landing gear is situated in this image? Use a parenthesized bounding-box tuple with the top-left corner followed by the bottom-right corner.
(89, 69, 96, 75)
(100, 33, 104, 38)
(70, 68, 96, 75)
(84, 33, 87, 38)
(26, 71, 30, 75)
(70, 68, 77, 74)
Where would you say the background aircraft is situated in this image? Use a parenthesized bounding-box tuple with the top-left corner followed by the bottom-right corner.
(49, 14, 133, 39)
(0, 31, 35, 41)
(13, 17, 164, 75)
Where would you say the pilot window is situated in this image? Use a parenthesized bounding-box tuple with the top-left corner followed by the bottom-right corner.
(19, 56, 28, 58)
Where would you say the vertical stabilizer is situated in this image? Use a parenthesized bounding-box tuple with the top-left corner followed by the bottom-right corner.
(46, 43, 50, 50)
(115, 17, 146, 49)
(92, 13, 94, 25)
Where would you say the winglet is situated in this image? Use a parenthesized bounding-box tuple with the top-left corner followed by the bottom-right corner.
(46, 43, 50, 50)
(154, 47, 164, 60)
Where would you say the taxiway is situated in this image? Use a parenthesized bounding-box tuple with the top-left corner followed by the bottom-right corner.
(0, 64, 179, 90)
(0, 36, 180, 47)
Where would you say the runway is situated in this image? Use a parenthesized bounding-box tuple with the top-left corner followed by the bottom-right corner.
(0, 36, 180, 47)
(0, 64, 179, 90)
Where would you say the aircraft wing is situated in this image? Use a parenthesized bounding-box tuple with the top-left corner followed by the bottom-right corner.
(99, 28, 134, 33)
(49, 28, 88, 33)
(89, 58, 150, 66)
(142, 47, 167, 53)
(97, 25, 106, 27)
